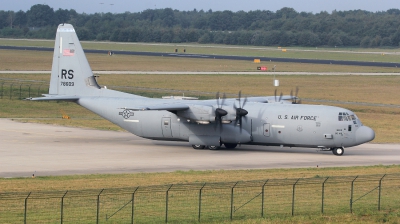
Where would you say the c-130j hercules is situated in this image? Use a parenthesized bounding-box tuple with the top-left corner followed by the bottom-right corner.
(30, 24, 375, 156)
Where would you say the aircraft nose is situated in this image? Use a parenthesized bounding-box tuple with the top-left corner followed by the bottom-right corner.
(356, 126, 375, 144)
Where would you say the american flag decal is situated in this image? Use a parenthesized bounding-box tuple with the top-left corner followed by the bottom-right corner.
(63, 49, 75, 56)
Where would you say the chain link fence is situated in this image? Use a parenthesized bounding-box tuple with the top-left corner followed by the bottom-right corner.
(0, 79, 49, 100)
(1, 173, 399, 223)
(0, 79, 216, 100)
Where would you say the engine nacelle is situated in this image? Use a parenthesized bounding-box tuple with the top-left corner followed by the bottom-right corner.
(177, 105, 214, 122)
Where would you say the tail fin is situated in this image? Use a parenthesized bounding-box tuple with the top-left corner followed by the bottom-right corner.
(49, 23, 100, 96)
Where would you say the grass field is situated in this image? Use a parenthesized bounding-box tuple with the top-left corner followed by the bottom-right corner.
(1, 165, 399, 192)
(1, 167, 400, 223)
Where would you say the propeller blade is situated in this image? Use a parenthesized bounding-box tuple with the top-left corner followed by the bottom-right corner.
(242, 97, 247, 108)
(295, 86, 300, 104)
(216, 92, 220, 107)
(290, 89, 294, 103)
(278, 92, 283, 102)
(221, 93, 226, 107)
(291, 87, 301, 104)
(274, 89, 277, 102)
(239, 116, 242, 133)
(233, 91, 249, 133)
(238, 90, 242, 107)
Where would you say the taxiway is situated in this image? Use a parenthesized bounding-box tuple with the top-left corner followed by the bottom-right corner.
(1, 119, 399, 177)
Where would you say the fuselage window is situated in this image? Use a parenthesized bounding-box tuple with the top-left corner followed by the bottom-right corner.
(348, 125, 352, 131)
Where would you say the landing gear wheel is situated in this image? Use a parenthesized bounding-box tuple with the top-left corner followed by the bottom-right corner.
(192, 145, 205, 149)
(224, 143, 238, 149)
(332, 147, 344, 156)
(207, 145, 220, 150)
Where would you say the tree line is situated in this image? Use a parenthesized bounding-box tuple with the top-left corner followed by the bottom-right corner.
(1, 4, 400, 48)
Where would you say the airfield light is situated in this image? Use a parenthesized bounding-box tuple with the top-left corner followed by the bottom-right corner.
(273, 65, 279, 87)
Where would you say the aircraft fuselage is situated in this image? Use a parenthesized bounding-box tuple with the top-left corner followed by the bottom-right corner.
(78, 97, 374, 149)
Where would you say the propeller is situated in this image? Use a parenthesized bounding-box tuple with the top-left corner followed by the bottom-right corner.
(214, 92, 227, 131)
(234, 91, 248, 133)
(274, 89, 283, 102)
(290, 87, 301, 104)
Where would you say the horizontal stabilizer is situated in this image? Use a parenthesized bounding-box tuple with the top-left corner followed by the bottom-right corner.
(27, 95, 79, 101)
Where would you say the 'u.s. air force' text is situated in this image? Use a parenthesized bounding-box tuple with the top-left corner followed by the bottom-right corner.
(278, 115, 318, 121)
(60, 69, 74, 86)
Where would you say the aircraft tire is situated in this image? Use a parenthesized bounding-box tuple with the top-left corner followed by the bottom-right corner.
(207, 145, 220, 150)
(224, 143, 238, 149)
(332, 147, 344, 156)
(192, 145, 205, 149)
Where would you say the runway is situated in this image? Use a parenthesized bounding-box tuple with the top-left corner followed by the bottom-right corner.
(2, 45, 400, 68)
(1, 119, 399, 177)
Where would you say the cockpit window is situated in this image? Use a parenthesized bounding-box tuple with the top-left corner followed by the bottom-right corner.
(338, 112, 356, 121)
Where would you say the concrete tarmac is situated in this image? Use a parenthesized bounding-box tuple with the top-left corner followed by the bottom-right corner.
(1, 119, 399, 177)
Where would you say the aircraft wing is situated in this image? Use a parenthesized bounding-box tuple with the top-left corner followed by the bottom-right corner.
(246, 95, 295, 103)
(123, 103, 189, 111)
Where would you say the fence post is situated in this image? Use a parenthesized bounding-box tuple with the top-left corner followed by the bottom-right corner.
(28, 84, 32, 98)
(24, 192, 31, 224)
(37, 84, 42, 97)
(261, 180, 268, 217)
(97, 189, 104, 224)
(292, 179, 300, 216)
(230, 182, 239, 220)
(61, 191, 68, 224)
(165, 184, 173, 223)
(19, 84, 23, 99)
(198, 183, 206, 222)
(321, 177, 329, 214)
(131, 187, 139, 224)
(378, 174, 386, 211)
(350, 176, 358, 213)
(1, 82, 4, 99)
(9, 83, 14, 100)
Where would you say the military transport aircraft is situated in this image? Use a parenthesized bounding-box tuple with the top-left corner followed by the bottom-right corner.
(30, 24, 375, 156)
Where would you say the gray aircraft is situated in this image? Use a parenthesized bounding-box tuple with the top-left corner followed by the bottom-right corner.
(30, 24, 375, 156)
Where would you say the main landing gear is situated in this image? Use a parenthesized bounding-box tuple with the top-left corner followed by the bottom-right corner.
(331, 147, 344, 156)
(192, 145, 205, 149)
(191, 143, 238, 150)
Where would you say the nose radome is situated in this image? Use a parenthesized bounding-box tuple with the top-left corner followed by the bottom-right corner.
(356, 126, 375, 144)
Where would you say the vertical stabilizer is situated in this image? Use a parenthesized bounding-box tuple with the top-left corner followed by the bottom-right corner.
(49, 23, 100, 96)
